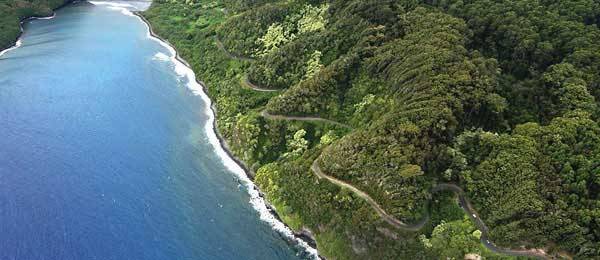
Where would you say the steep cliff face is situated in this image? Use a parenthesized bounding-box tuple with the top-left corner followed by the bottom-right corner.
(0, 0, 72, 50)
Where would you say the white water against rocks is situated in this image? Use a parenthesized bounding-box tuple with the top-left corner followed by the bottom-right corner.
(0, 2, 316, 259)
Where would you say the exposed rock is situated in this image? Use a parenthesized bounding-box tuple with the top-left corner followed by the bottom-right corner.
(294, 227, 317, 248)
(464, 253, 481, 260)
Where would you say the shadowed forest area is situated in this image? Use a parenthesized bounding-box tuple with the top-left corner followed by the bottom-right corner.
(141, 0, 599, 259)
(2, 0, 598, 259)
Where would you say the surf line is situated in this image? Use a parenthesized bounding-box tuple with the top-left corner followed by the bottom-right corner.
(89, 2, 321, 259)
(0, 0, 77, 57)
(0, 10, 60, 57)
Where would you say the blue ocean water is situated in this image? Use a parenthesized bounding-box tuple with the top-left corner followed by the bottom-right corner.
(0, 2, 306, 259)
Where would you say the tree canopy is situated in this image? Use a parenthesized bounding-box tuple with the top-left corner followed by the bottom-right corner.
(140, 0, 600, 258)
(0, 0, 70, 50)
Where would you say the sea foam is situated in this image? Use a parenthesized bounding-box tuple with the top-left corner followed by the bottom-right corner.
(152, 52, 169, 61)
(89, 1, 136, 16)
(0, 11, 58, 58)
(141, 15, 321, 260)
(91, 2, 320, 259)
(35, 13, 56, 20)
(0, 40, 22, 57)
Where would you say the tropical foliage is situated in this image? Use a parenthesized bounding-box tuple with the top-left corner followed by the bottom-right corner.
(0, 0, 70, 50)
(138, 0, 600, 258)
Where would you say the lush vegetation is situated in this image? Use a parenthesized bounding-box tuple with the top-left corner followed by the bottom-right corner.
(0, 0, 70, 50)
(142, 0, 600, 259)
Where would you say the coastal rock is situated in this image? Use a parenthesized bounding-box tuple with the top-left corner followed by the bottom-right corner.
(294, 227, 317, 249)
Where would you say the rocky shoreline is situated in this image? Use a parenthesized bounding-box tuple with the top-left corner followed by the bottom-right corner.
(133, 11, 323, 259)
(0, 0, 73, 54)
(0, 2, 320, 257)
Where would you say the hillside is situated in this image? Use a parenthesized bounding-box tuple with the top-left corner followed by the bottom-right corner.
(142, 0, 600, 259)
(0, 0, 71, 50)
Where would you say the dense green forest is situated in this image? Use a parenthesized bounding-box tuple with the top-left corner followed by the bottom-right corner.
(0, 0, 70, 50)
(140, 0, 600, 259)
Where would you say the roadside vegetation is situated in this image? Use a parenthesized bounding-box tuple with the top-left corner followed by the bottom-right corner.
(142, 0, 600, 259)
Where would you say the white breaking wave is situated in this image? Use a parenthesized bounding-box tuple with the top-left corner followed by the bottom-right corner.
(109, 6, 136, 17)
(130, 7, 321, 260)
(89, 1, 320, 258)
(152, 52, 169, 61)
(88, 1, 149, 12)
(89, 1, 136, 16)
(0, 13, 56, 58)
(0, 40, 22, 57)
(88, 1, 134, 8)
(35, 13, 56, 20)
(1, 2, 319, 259)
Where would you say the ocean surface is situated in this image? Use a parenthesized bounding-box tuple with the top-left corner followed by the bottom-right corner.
(0, 2, 311, 259)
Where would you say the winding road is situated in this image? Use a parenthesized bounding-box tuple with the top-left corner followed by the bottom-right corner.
(214, 37, 286, 92)
(431, 184, 551, 259)
(215, 36, 254, 62)
(215, 37, 553, 260)
(241, 75, 281, 92)
(312, 159, 549, 259)
(311, 159, 428, 231)
(261, 110, 353, 130)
